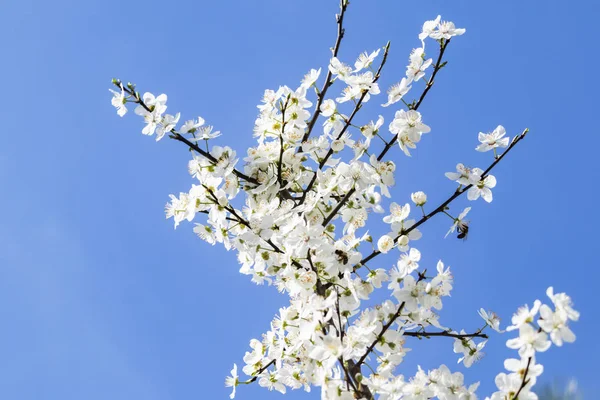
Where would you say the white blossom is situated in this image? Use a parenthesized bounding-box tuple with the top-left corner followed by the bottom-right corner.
(476, 125, 510, 152)
(108, 9, 577, 400)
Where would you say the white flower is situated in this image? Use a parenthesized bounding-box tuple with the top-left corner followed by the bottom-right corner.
(134, 92, 168, 136)
(329, 57, 352, 79)
(411, 191, 427, 206)
(258, 370, 286, 394)
(467, 174, 497, 203)
(445, 163, 481, 185)
(109, 88, 127, 117)
(301, 68, 321, 88)
(180, 117, 205, 134)
(367, 268, 389, 289)
(156, 112, 180, 141)
(360, 115, 384, 140)
(546, 286, 580, 322)
(478, 308, 504, 332)
(504, 356, 544, 380)
(397, 247, 421, 276)
(406, 47, 432, 82)
(389, 110, 431, 138)
(431, 19, 466, 40)
(309, 334, 343, 363)
(354, 48, 380, 71)
(454, 334, 486, 367)
(506, 323, 551, 357)
(538, 304, 576, 346)
(382, 77, 411, 107)
(476, 125, 510, 152)
(377, 234, 395, 253)
(445, 207, 470, 238)
(389, 110, 431, 157)
(383, 202, 411, 224)
(491, 373, 533, 400)
(419, 15, 441, 42)
(224, 364, 239, 399)
(320, 99, 337, 117)
(196, 125, 222, 140)
(507, 300, 542, 331)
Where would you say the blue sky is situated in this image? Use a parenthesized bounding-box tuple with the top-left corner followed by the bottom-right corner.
(1, 0, 598, 398)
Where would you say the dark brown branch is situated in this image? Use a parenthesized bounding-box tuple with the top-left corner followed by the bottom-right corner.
(247, 359, 277, 383)
(351, 271, 426, 397)
(277, 96, 291, 186)
(356, 302, 406, 368)
(171, 133, 259, 185)
(404, 330, 488, 339)
(338, 358, 359, 393)
(200, 183, 305, 270)
(322, 187, 355, 227)
(354, 272, 427, 368)
(304, 40, 449, 243)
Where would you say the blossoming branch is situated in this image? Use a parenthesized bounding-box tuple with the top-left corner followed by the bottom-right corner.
(109, 3, 578, 399)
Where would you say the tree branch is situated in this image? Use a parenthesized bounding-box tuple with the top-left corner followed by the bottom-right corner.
(404, 330, 488, 339)
(300, 0, 349, 148)
(355, 128, 529, 272)
(322, 186, 355, 227)
(377, 38, 450, 161)
(277, 96, 291, 186)
(247, 359, 277, 383)
(299, 42, 390, 206)
(171, 133, 259, 185)
(356, 302, 406, 368)
(114, 81, 260, 186)
(354, 272, 427, 368)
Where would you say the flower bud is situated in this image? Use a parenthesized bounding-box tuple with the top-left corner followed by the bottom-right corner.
(377, 235, 394, 253)
(397, 235, 409, 247)
(411, 191, 427, 206)
(331, 139, 344, 152)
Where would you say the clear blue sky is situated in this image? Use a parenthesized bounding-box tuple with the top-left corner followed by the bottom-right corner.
(1, 0, 598, 398)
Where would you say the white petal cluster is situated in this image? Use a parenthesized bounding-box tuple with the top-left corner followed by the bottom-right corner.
(109, 10, 577, 400)
(446, 164, 497, 203)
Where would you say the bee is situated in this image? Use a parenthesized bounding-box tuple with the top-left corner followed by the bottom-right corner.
(456, 221, 470, 240)
(335, 249, 349, 265)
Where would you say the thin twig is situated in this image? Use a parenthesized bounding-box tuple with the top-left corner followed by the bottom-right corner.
(299, 42, 391, 206)
(512, 357, 532, 399)
(247, 359, 277, 383)
(355, 272, 427, 369)
(404, 330, 488, 339)
(377, 39, 450, 161)
(114, 81, 260, 186)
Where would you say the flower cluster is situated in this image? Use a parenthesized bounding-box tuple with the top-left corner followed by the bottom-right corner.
(110, 4, 577, 400)
(488, 288, 579, 400)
